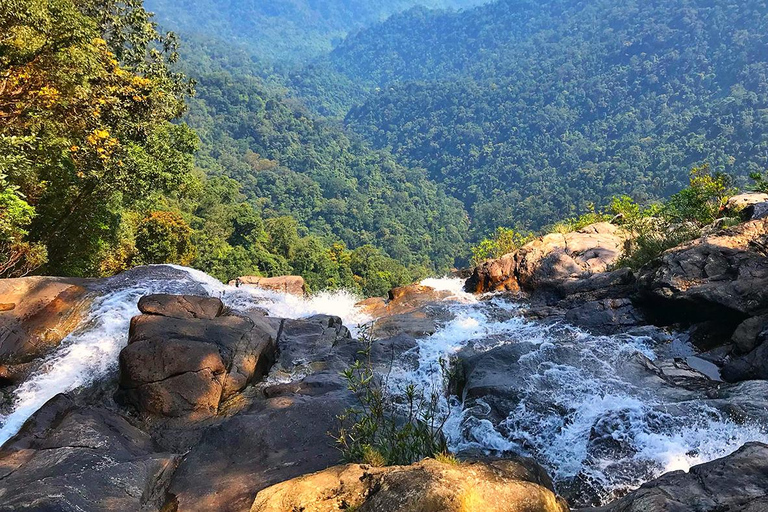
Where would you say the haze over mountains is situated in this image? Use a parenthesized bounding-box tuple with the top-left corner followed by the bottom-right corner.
(149, 0, 768, 262)
(144, 0, 491, 62)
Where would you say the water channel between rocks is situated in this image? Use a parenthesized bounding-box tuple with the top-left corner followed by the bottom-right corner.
(1, 266, 766, 507)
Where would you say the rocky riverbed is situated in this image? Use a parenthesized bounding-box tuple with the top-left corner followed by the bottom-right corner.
(2, 214, 768, 511)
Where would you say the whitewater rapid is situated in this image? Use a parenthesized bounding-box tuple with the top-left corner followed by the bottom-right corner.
(0, 265, 371, 445)
(1, 267, 766, 507)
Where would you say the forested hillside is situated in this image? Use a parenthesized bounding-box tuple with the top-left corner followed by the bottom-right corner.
(0, 0, 468, 296)
(185, 72, 469, 271)
(143, 0, 489, 62)
(293, 0, 768, 236)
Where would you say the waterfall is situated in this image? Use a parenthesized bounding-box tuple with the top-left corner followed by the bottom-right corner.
(0, 265, 369, 446)
(2, 269, 766, 507)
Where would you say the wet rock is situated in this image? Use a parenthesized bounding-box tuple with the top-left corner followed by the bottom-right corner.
(118, 297, 277, 419)
(137, 294, 225, 319)
(583, 442, 768, 512)
(721, 340, 768, 382)
(0, 276, 94, 368)
(249, 457, 569, 512)
(273, 315, 352, 372)
(687, 320, 736, 351)
(455, 343, 539, 421)
(373, 311, 438, 338)
(0, 394, 178, 512)
(731, 314, 768, 354)
(358, 284, 454, 316)
(229, 275, 306, 296)
(564, 299, 645, 332)
(636, 218, 768, 323)
(358, 283, 457, 341)
(465, 222, 625, 294)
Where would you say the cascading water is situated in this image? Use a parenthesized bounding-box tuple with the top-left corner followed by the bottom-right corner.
(390, 278, 768, 506)
(1, 269, 766, 507)
(0, 265, 370, 446)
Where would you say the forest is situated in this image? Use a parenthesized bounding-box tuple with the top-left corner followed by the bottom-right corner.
(0, 0, 467, 296)
(4, 0, 768, 295)
(296, 0, 768, 237)
(143, 0, 488, 62)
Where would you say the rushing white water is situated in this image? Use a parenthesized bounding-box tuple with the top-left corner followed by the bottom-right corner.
(0, 265, 369, 445)
(2, 269, 767, 507)
(391, 278, 768, 506)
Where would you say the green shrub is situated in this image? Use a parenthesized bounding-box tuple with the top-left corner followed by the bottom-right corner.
(333, 323, 449, 466)
(547, 204, 611, 234)
(470, 227, 533, 265)
(664, 165, 735, 225)
(612, 166, 736, 269)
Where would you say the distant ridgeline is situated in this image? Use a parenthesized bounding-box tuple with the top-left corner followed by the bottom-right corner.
(289, 0, 768, 237)
(143, 0, 490, 63)
(0, 0, 469, 296)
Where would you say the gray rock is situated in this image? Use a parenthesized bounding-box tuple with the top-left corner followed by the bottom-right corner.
(721, 340, 768, 382)
(731, 314, 768, 354)
(583, 442, 768, 512)
(564, 298, 645, 332)
(137, 294, 225, 319)
(0, 395, 178, 512)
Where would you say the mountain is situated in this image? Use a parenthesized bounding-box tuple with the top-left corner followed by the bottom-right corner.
(184, 71, 470, 271)
(143, 0, 490, 62)
(290, 0, 768, 236)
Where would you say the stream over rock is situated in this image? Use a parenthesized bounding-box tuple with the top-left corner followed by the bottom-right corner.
(1, 266, 767, 510)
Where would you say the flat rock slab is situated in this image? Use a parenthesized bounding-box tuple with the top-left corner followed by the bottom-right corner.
(138, 294, 225, 319)
(167, 392, 352, 512)
(0, 395, 178, 512)
(250, 457, 569, 512)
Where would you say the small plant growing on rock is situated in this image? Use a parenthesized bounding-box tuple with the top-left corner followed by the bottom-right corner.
(333, 322, 450, 466)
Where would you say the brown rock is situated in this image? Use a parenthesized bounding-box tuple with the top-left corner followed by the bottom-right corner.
(118, 297, 277, 420)
(137, 294, 225, 319)
(636, 218, 768, 321)
(0, 277, 93, 367)
(724, 192, 768, 214)
(250, 457, 569, 512)
(466, 223, 625, 294)
(229, 275, 306, 296)
(357, 284, 457, 342)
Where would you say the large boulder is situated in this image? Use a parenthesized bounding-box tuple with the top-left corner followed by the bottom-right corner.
(118, 295, 277, 419)
(229, 275, 306, 296)
(250, 457, 569, 512)
(583, 442, 768, 512)
(0, 394, 178, 512)
(137, 294, 226, 319)
(723, 192, 768, 215)
(465, 223, 625, 294)
(166, 315, 361, 512)
(357, 283, 457, 339)
(636, 218, 768, 326)
(0, 277, 93, 383)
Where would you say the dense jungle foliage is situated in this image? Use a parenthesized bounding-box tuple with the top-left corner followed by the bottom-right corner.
(289, 0, 768, 239)
(5, 0, 768, 297)
(0, 0, 466, 296)
(143, 0, 488, 62)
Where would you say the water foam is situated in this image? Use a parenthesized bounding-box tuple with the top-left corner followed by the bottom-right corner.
(383, 287, 768, 505)
(0, 266, 370, 446)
